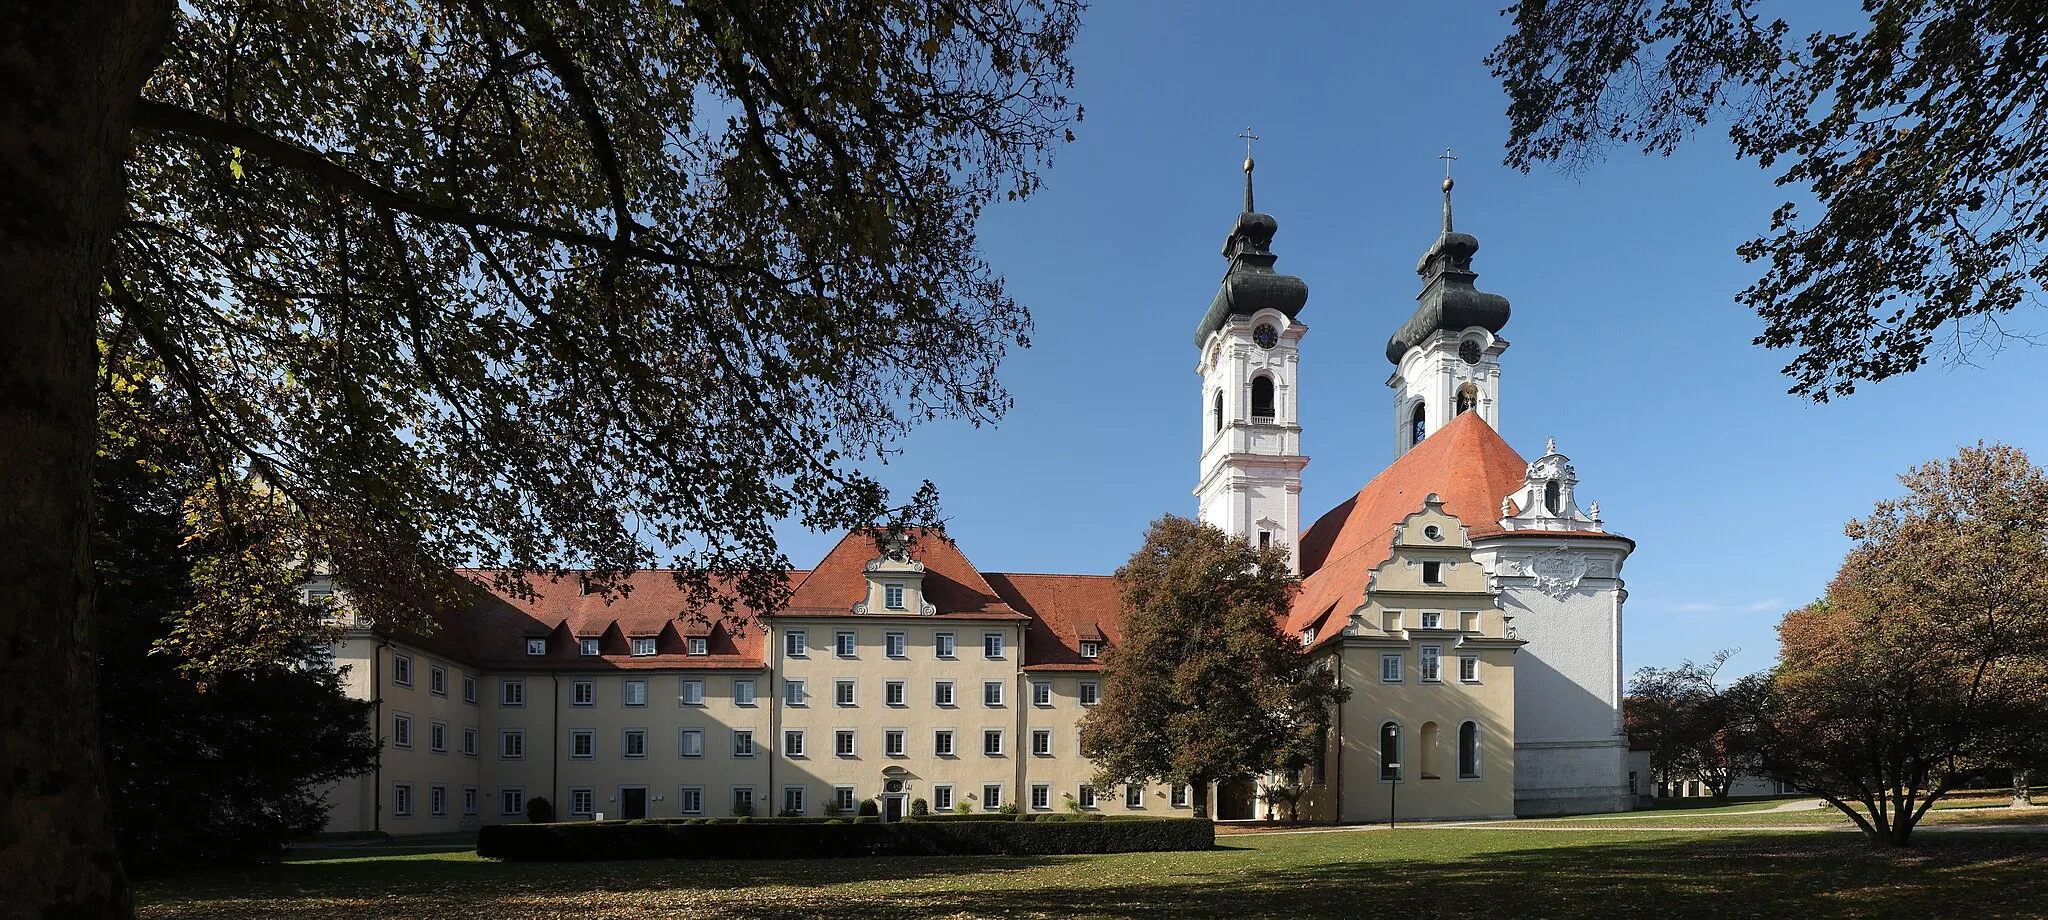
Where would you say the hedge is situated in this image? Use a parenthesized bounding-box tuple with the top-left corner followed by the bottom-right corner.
(476, 816, 1213, 862)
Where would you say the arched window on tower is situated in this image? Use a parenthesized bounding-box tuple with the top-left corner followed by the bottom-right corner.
(1212, 390, 1224, 434)
(1544, 480, 1562, 515)
(1409, 403, 1427, 448)
(1455, 383, 1477, 416)
(1250, 376, 1275, 419)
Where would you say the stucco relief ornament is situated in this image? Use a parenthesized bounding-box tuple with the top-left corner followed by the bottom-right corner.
(1523, 547, 1590, 600)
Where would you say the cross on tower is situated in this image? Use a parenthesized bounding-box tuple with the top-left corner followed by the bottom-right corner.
(1239, 126, 1260, 162)
(1438, 146, 1457, 179)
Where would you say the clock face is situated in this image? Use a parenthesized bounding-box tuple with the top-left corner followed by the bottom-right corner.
(1458, 339, 1482, 365)
(1253, 324, 1278, 349)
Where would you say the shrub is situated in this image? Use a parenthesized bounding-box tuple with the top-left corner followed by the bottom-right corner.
(953, 800, 973, 815)
(909, 798, 929, 816)
(822, 799, 843, 818)
(998, 802, 1020, 816)
(732, 799, 754, 818)
(477, 817, 1214, 861)
(857, 798, 880, 817)
(1062, 793, 1084, 815)
(525, 797, 555, 824)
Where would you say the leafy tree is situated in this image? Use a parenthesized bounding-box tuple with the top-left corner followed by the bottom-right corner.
(3, 1, 1077, 913)
(1741, 444, 2048, 846)
(1079, 516, 1349, 820)
(1625, 649, 1758, 799)
(1488, 1, 2048, 400)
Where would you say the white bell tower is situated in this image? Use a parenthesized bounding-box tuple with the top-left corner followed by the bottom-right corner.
(1193, 145, 1310, 571)
(1385, 166, 1513, 457)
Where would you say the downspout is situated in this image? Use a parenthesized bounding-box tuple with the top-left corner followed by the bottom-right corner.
(1013, 622, 1028, 806)
(1333, 642, 1345, 823)
(766, 621, 779, 811)
(550, 672, 561, 817)
(373, 635, 389, 834)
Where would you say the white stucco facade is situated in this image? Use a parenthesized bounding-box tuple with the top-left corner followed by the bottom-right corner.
(1195, 308, 1308, 571)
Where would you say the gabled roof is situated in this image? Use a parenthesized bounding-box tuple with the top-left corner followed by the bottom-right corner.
(782, 529, 1026, 619)
(405, 570, 794, 669)
(1288, 411, 1528, 638)
(985, 573, 1123, 671)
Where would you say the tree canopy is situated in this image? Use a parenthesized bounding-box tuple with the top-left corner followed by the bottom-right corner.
(1488, 0, 2048, 400)
(1078, 516, 1348, 819)
(1625, 649, 1757, 799)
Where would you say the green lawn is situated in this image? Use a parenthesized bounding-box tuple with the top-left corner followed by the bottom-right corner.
(136, 827, 2048, 919)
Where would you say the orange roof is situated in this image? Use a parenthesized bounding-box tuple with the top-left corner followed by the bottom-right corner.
(985, 573, 1123, 671)
(1288, 411, 1529, 640)
(782, 529, 1027, 619)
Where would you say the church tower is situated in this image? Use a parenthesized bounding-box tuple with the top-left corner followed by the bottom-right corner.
(1194, 148, 1310, 571)
(1386, 171, 1511, 457)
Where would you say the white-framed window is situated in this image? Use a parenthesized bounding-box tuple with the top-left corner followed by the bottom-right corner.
(392, 654, 412, 687)
(429, 666, 447, 696)
(833, 786, 857, 813)
(526, 637, 549, 656)
(462, 787, 478, 816)
(623, 729, 647, 759)
(983, 680, 1004, 707)
(1033, 681, 1053, 706)
(784, 630, 807, 658)
(680, 728, 705, 758)
(932, 785, 954, 811)
(733, 679, 756, 706)
(462, 675, 477, 704)
(1077, 784, 1096, 808)
(1079, 681, 1099, 706)
(885, 631, 907, 658)
(835, 730, 856, 757)
(1460, 655, 1481, 682)
(934, 730, 955, 757)
(1420, 610, 1443, 629)
(392, 712, 413, 748)
(624, 679, 648, 706)
(499, 729, 525, 759)
(461, 726, 478, 757)
(836, 679, 857, 706)
(731, 729, 755, 758)
(934, 631, 956, 658)
(730, 786, 755, 816)
(983, 632, 1005, 659)
(1031, 729, 1052, 756)
(835, 630, 857, 658)
(885, 583, 906, 609)
(680, 678, 705, 706)
(500, 678, 525, 706)
(500, 787, 525, 817)
(1459, 721, 1482, 779)
(982, 729, 1004, 756)
(1420, 645, 1442, 682)
(572, 680, 595, 706)
(933, 680, 954, 707)
(392, 782, 413, 817)
(1031, 784, 1051, 810)
(885, 680, 906, 706)
(631, 637, 657, 656)
(1079, 641, 1100, 659)
(1171, 786, 1190, 808)
(782, 785, 806, 816)
(884, 729, 906, 757)
(1125, 785, 1144, 809)
(678, 786, 704, 816)
(569, 787, 595, 817)
(429, 720, 447, 753)
(784, 729, 806, 758)
(580, 637, 601, 656)
(981, 784, 1003, 811)
(784, 678, 807, 706)
(1381, 653, 1403, 683)
(688, 637, 708, 656)
(1422, 562, 1444, 585)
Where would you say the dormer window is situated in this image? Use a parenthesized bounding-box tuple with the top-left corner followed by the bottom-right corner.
(1545, 481, 1562, 514)
(1079, 641, 1100, 659)
(631, 637, 656, 657)
(525, 638, 547, 656)
(578, 638, 599, 656)
(885, 583, 906, 610)
(1301, 628, 1317, 646)
(1250, 376, 1275, 419)
(688, 637, 708, 656)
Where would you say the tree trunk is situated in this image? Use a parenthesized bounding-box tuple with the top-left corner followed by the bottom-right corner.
(0, 2, 171, 917)
(1190, 777, 1209, 820)
(2017, 769, 2033, 808)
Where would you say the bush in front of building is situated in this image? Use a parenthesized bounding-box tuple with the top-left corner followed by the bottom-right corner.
(525, 797, 555, 823)
(476, 816, 1213, 861)
(909, 798, 929, 816)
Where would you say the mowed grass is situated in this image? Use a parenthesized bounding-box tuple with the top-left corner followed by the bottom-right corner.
(1515, 795, 2048, 829)
(136, 827, 2048, 919)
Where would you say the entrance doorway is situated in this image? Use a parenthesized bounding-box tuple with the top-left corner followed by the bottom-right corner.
(1216, 780, 1258, 820)
(884, 795, 905, 822)
(619, 786, 648, 820)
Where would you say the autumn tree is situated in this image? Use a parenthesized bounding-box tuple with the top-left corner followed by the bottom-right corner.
(1625, 649, 1758, 799)
(1079, 516, 1349, 820)
(1, 2, 1079, 914)
(1741, 444, 2048, 846)
(1488, 1, 2048, 400)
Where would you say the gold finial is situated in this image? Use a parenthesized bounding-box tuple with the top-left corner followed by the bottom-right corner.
(1438, 146, 1457, 192)
(1238, 126, 1261, 212)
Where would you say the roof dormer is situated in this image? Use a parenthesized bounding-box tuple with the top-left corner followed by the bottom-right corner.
(1500, 437, 1606, 533)
(853, 534, 937, 615)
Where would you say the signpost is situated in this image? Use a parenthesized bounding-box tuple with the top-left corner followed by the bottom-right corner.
(1387, 763, 1401, 829)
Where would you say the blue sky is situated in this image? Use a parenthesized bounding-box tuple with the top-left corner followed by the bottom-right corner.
(772, 1, 2048, 679)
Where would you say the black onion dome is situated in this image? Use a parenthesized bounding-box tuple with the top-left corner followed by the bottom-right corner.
(1386, 177, 1510, 364)
(1194, 159, 1308, 348)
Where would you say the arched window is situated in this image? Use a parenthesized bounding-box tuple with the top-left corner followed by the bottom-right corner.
(1250, 376, 1275, 419)
(1544, 481, 1562, 514)
(1455, 383, 1477, 416)
(1212, 390, 1224, 433)
(1458, 721, 1480, 778)
(1418, 722, 1440, 779)
(1380, 721, 1401, 780)
(1409, 403, 1426, 447)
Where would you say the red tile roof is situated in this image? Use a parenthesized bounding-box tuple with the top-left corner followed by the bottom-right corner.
(782, 529, 1027, 620)
(984, 573, 1123, 671)
(1289, 412, 1529, 642)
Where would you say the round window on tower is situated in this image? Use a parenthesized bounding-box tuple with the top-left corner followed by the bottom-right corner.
(1458, 339, 1482, 365)
(1423, 525, 1443, 541)
(1253, 323, 1278, 349)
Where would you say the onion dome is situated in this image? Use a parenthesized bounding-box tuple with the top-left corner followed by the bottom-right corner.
(1385, 175, 1511, 364)
(1193, 155, 1309, 348)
